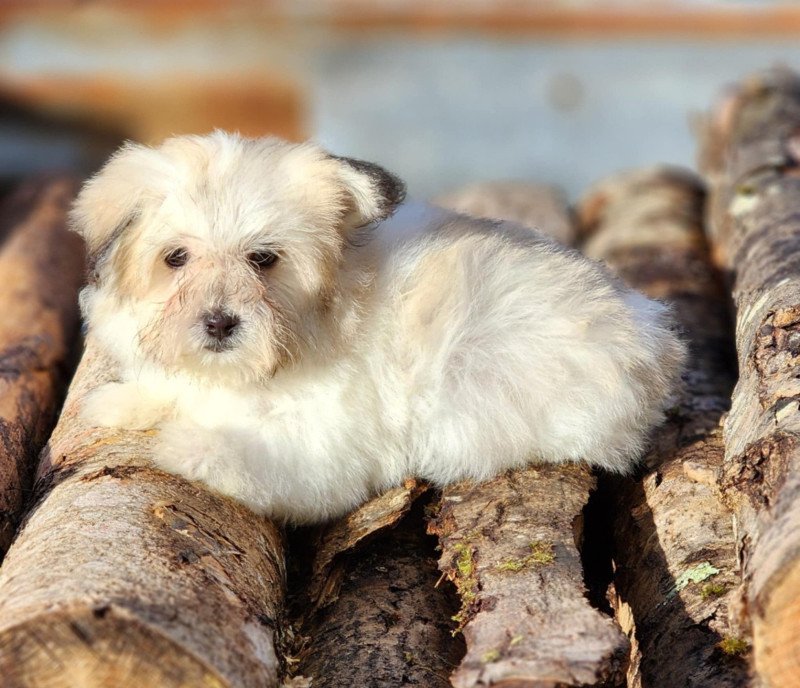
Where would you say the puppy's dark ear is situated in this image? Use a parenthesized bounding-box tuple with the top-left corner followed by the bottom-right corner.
(69, 142, 164, 279)
(331, 155, 406, 228)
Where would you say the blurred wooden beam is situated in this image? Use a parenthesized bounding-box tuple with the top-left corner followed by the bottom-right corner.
(434, 181, 576, 246)
(0, 75, 306, 147)
(4, 2, 800, 38)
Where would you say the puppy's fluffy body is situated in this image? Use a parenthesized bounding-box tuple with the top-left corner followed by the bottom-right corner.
(73, 132, 685, 523)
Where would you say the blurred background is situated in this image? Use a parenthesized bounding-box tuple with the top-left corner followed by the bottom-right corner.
(2, 0, 800, 198)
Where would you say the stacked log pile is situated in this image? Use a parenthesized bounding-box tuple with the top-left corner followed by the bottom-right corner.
(2, 69, 800, 687)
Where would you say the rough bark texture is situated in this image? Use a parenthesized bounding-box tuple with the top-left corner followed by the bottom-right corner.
(291, 463, 459, 688)
(0, 176, 84, 554)
(297, 499, 464, 688)
(426, 185, 628, 688)
(305, 478, 428, 611)
(0, 344, 286, 688)
(428, 466, 628, 688)
(434, 181, 577, 246)
(580, 167, 754, 687)
(698, 68, 800, 688)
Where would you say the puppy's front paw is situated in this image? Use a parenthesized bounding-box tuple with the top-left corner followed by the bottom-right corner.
(153, 420, 245, 480)
(153, 420, 258, 507)
(151, 419, 212, 480)
(82, 383, 168, 431)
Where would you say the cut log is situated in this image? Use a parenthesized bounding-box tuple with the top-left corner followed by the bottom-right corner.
(425, 184, 628, 688)
(434, 181, 577, 245)
(0, 176, 84, 554)
(297, 498, 464, 688)
(580, 167, 752, 687)
(305, 478, 429, 611)
(428, 466, 628, 687)
(698, 68, 800, 688)
(0, 344, 286, 687)
(287, 479, 438, 687)
(289, 464, 459, 688)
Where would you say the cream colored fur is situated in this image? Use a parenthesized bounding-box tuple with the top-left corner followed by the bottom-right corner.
(72, 132, 686, 524)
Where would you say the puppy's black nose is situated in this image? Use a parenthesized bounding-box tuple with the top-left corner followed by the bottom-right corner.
(203, 310, 240, 341)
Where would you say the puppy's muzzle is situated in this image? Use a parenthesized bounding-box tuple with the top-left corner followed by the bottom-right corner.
(203, 309, 240, 347)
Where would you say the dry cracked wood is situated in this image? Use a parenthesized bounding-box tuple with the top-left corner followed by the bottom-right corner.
(297, 499, 464, 688)
(581, 167, 754, 687)
(427, 185, 628, 688)
(304, 478, 429, 611)
(291, 454, 459, 688)
(0, 176, 84, 554)
(699, 68, 800, 688)
(0, 344, 286, 687)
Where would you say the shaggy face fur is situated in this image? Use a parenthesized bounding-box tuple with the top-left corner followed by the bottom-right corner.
(73, 135, 400, 384)
(73, 132, 686, 524)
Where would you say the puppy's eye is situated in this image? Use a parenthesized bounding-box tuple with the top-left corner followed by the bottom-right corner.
(247, 250, 279, 270)
(164, 248, 189, 269)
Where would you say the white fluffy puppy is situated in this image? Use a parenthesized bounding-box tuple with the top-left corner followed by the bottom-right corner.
(72, 132, 685, 524)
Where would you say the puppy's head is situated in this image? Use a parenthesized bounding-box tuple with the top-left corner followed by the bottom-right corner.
(70, 132, 405, 381)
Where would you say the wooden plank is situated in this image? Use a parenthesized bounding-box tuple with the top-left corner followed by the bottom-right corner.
(4, 3, 800, 38)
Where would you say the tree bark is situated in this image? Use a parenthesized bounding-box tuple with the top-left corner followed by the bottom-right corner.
(0, 344, 286, 688)
(0, 176, 84, 554)
(580, 167, 754, 687)
(428, 466, 628, 688)
(304, 478, 429, 612)
(296, 497, 464, 688)
(290, 458, 461, 688)
(426, 184, 628, 688)
(698, 68, 800, 688)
